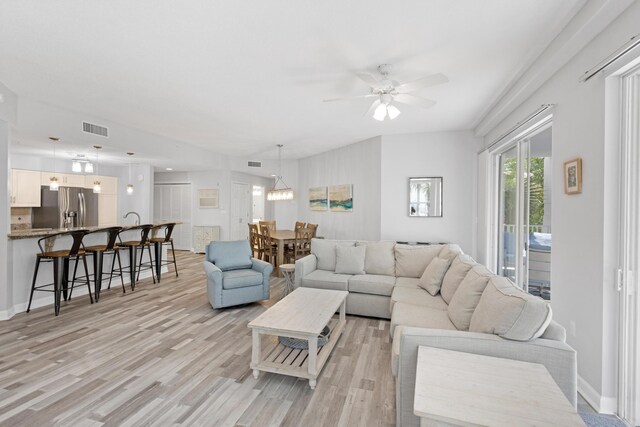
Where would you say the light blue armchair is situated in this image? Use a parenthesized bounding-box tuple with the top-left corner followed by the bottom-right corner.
(203, 240, 273, 309)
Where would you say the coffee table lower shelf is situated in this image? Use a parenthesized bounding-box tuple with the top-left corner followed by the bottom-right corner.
(250, 316, 345, 389)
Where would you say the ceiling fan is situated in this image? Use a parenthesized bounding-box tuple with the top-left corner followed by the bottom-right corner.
(323, 64, 448, 121)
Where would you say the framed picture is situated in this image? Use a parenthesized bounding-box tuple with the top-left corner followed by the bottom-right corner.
(564, 158, 582, 194)
(309, 186, 328, 211)
(198, 189, 219, 208)
(329, 184, 353, 212)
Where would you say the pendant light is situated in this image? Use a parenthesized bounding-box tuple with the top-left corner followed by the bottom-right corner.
(126, 152, 134, 195)
(49, 137, 59, 191)
(93, 145, 102, 194)
(267, 144, 294, 201)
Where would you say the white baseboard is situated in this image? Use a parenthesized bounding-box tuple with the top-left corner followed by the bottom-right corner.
(0, 267, 166, 321)
(578, 374, 617, 414)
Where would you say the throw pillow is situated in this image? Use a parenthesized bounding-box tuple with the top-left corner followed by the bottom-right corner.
(311, 239, 356, 271)
(335, 245, 366, 275)
(446, 265, 492, 330)
(470, 276, 553, 341)
(356, 241, 396, 276)
(394, 244, 443, 278)
(440, 254, 477, 304)
(418, 257, 453, 296)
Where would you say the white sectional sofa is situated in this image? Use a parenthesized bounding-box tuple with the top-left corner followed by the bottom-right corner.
(295, 239, 577, 427)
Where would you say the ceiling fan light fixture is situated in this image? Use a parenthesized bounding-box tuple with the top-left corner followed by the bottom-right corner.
(72, 160, 82, 173)
(84, 162, 94, 173)
(373, 103, 387, 121)
(387, 104, 401, 120)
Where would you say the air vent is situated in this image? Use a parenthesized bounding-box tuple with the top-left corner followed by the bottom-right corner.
(82, 121, 109, 137)
(248, 161, 262, 168)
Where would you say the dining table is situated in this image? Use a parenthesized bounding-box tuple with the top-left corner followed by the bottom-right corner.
(269, 229, 297, 276)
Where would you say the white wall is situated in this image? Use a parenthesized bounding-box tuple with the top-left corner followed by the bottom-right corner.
(475, 1, 640, 411)
(297, 137, 381, 241)
(381, 132, 479, 254)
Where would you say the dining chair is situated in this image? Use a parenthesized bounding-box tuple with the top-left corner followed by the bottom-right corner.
(306, 223, 318, 238)
(295, 221, 306, 230)
(248, 223, 262, 259)
(259, 225, 277, 267)
(259, 220, 276, 234)
(286, 227, 313, 263)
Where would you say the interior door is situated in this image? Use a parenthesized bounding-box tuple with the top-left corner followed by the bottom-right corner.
(230, 182, 251, 241)
(153, 183, 192, 250)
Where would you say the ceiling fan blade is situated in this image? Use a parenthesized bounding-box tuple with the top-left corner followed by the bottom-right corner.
(323, 93, 375, 102)
(363, 99, 382, 118)
(395, 73, 448, 93)
(393, 94, 437, 110)
(356, 72, 380, 88)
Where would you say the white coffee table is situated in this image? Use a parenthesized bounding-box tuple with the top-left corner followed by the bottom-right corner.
(248, 287, 347, 389)
(414, 346, 585, 427)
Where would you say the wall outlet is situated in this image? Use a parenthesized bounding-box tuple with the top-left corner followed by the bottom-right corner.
(569, 320, 576, 337)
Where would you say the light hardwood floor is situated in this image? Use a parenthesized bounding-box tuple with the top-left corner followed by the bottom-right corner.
(0, 251, 395, 426)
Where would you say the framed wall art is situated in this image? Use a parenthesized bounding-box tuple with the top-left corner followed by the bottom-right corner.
(564, 158, 582, 195)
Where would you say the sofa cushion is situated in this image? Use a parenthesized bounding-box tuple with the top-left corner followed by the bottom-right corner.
(394, 277, 421, 289)
(311, 239, 356, 271)
(418, 256, 453, 296)
(394, 244, 443, 278)
(447, 265, 493, 330)
(348, 274, 395, 297)
(300, 269, 351, 291)
(335, 245, 366, 275)
(391, 302, 457, 337)
(390, 286, 448, 313)
(441, 254, 477, 304)
(356, 241, 396, 276)
(222, 269, 263, 290)
(206, 240, 252, 271)
(439, 244, 463, 260)
(470, 276, 553, 341)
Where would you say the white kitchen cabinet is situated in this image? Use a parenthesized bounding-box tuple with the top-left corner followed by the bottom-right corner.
(40, 172, 85, 187)
(11, 169, 42, 207)
(85, 175, 118, 194)
(98, 194, 118, 226)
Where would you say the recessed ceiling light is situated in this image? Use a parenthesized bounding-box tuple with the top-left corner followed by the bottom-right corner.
(166, 167, 173, 171)
(271, 174, 276, 177)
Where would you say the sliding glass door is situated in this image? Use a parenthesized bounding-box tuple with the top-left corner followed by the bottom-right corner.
(496, 122, 552, 300)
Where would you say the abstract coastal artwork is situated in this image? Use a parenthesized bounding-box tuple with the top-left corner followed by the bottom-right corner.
(329, 184, 353, 212)
(309, 186, 328, 211)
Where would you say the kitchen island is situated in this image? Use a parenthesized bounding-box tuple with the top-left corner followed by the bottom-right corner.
(2, 221, 181, 319)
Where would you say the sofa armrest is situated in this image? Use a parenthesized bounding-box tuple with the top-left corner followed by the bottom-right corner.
(251, 258, 273, 275)
(294, 254, 317, 288)
(395, 327, 577, 427)
(203, 260, 222, 282)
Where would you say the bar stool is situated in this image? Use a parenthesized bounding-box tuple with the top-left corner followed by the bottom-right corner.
(82, 227, 125, 301)
(148, 223, 178, 282)
(27, 230, 93, 316)
(118, 224, 156, 291)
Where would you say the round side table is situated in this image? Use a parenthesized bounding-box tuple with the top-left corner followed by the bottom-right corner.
(279, 264, 296, 297)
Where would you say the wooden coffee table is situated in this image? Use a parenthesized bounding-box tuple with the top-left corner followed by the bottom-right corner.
(248, 287, 348, 389)
(414, 346, 585, 426)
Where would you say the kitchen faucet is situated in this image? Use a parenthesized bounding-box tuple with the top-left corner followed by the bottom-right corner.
(123, 211, 141, 226)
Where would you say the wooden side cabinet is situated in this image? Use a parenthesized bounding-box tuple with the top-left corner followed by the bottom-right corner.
(11, 169, 42, 207)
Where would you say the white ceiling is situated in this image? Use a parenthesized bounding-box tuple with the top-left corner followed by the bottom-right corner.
(0, 0, 584, 162)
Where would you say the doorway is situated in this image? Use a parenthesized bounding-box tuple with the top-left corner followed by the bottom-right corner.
(230, 182, 251, 241)
(252, 185, 265, 223)
(495, 120, 552, 299)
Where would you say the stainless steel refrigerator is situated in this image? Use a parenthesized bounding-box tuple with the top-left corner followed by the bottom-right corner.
(33, 186, 99, 229)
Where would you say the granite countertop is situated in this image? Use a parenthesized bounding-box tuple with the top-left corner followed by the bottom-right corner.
(8, 221, 182, 240)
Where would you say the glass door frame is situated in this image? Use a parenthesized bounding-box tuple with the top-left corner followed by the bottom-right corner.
(490, 116, 552, 291)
